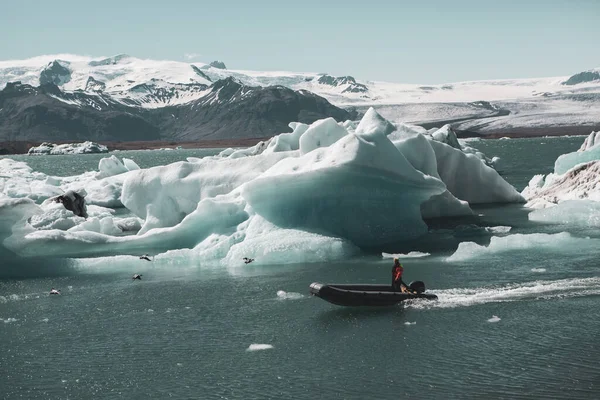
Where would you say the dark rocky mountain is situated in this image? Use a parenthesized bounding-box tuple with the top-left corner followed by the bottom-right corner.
(563, 70, 600, 86)
(317, 74, 368, 93)
(190, 65, 212, 82)
(207, 61, 227, 70)
(0, 78, 355, 144)
(0, 82, 160, 142)
(155, 77, 355, 140)
(85, 76, 106, 92)
(39, 60, 72, 86)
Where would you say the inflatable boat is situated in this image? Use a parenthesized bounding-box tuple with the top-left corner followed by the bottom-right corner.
(309, 281, 437, 307)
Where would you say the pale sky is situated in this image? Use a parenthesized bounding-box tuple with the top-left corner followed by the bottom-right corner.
(1, 0, 599, 83)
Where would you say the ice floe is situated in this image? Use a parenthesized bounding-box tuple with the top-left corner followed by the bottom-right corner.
(246, 344, 274, 352)
(447, 232, 598, 262)
(523, 131, 600, 209)
(28, 141, 108, 155)
(382, 251, 430, 259)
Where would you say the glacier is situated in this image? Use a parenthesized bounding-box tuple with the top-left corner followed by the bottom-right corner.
(1, 54, 600, 137)
(0, 109, 524, 270)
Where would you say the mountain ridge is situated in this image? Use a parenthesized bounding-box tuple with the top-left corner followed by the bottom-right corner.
(0, 54, 599, 144)
(0, 78, 355, 144)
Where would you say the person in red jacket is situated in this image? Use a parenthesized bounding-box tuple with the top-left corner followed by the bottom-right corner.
(392, 258, 409, 292)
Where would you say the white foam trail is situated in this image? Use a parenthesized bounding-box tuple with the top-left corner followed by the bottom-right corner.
(531, 268, 546, 273)
(246, 344, 274, 352)
(382, 251, 430, 259)
(488, 315, 501, 323)
(407, 277, 600, 310)
(147, 309, 154, 313)
(0, 292, 42, 303)
(2, 318, 17, 323)
(41, 318, 49, 323)
(404, 321, 416, 325)
(276, 290, 305, 300)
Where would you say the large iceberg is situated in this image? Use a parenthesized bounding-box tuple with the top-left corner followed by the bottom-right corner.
(1, 109, 523, 268)
(28, 141, 109, 155)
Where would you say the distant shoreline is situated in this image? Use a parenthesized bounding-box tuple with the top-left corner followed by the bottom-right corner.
(458, 125, 599, 139)
(0, 126, 596, 156)
(0, 137, 272, 156)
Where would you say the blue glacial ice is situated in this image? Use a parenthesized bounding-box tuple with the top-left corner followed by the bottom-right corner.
(0, 108, 525, 267)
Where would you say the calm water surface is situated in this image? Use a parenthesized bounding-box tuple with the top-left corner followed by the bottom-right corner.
(1, 137, 599, 399)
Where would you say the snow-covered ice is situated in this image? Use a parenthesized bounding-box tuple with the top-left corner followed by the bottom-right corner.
(246, 344, 274, 352)
(529, 200, 600, 227)
(523, 131, 600, 210)
(28, 141, 108, 156)
(447, 232, 598, 262)
(382, 252, 430, 259)
(0, 109, 524, 267)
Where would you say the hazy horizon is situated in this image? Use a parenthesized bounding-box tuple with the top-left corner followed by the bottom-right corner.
(1, 0, 599, 84)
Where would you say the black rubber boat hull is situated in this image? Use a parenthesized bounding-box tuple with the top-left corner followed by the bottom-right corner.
(309, 282, 438, 307)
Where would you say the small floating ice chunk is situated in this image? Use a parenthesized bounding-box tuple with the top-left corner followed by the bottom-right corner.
(488, 315, 501, 323)
(485, 226, 512, 234)
(276, 290, 304, 300)
(246, 344, 274, 352)
(382, 251, 430, 259)
(404, 321, 416, 325)
(531, 268, 546, 273)
(447, 232, 596, 262)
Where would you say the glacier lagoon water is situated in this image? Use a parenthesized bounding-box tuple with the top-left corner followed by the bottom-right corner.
(2, 137, 599, 399)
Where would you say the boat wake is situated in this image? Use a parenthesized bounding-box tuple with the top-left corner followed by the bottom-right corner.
(276, 290, 305, 300)
(406, 276, 600, 309)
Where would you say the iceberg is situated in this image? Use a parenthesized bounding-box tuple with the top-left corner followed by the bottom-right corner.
(28, 141, 109, 155)
(523, 131, 600, 209)
(0, 109, 523, 268)
(447, 232, 598, 262)
(528, 200, 600, 227)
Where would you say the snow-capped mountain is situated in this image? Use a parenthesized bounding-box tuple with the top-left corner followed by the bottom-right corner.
(0, 54, 599, 138)
(2, 54, 599, 106)
(0, 78, 354, 144)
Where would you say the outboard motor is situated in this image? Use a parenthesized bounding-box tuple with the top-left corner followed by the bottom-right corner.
(408, 281, 426, 294)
